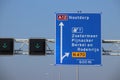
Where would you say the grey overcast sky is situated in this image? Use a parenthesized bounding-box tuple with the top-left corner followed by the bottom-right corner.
(0, 0, 120, 80)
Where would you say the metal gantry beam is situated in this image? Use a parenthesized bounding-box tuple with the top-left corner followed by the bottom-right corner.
(14, 38, 55, 55)
(4, 38, 120, 56)
(102, 40, 120, 43)
(102, 40, 120, 56)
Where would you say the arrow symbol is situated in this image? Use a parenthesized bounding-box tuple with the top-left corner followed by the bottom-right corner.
(59, 22, 64, 27)
(2, 43, 7, 48)
(35, 43, 40, 49)
(62, 52, 70, 61)
(59, 22, 69, 63)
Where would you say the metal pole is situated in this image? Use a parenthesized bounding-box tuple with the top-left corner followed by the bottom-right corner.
(59, 72, 61, 80)
(76, 65, 79, 80)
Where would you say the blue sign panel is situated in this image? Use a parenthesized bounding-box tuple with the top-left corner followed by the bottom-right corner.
(56, 13, 101, 65)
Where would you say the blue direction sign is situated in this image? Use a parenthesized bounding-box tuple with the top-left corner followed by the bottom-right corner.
(56, 13, 101, 65)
